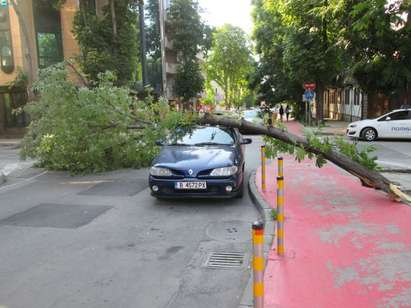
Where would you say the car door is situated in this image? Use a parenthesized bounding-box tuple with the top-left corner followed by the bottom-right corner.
(383, 110, 411, 139)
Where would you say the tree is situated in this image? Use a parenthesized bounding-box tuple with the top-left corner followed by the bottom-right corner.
(21, 65, 193, 173)
(167, 0, 208, 104)
(335, 0, 411, 104)
(73, 0, 139, 86)
(252, 0, 343, 120)
(205, 24, 253, 109)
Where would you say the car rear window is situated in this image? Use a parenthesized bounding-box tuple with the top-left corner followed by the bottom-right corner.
(166, 126, 235, 146)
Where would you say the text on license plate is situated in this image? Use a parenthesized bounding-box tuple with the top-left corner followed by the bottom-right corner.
(175, 182, 207, 190)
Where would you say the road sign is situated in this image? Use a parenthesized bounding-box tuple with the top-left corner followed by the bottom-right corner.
(303, 83, 316, 91)
(0, 0, 7, 7)
(304, 90, 315, 102)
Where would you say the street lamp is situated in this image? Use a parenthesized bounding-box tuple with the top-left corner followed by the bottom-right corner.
(138, 0, 147, 87)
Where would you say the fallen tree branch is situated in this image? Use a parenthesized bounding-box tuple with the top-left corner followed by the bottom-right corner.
(200, 114, 410, 204)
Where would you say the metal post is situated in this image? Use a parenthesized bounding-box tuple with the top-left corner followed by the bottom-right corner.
(158, 0, 167, 97)
(261, 146, 266, 191)
(138, 0, 148, 87)
(252, 221, 265, 308)
(278, 157, 283, 178)
(277, 176, 285, 256)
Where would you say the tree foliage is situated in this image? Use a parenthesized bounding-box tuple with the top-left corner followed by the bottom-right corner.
(167, 0, 209, 102)
(251, 0, 411, 111)
(73, 0, 139, 86)
(335, 0, 411, 99)
(21, 65, 195, 174)
(205, 25, 254, 109)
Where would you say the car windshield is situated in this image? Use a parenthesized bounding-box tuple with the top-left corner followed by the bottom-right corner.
(166, 126, 235, 146)
(243, 110, 259, 119)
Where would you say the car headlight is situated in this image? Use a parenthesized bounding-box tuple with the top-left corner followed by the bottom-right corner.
(209, 166, 238, 177)
(349, 124, 357, 128)
(150, 167, 173, 177)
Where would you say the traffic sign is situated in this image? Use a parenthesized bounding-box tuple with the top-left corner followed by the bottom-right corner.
(303, 90, 315, 102)
(303, 83, 316, 91)
(0, 0, 7, 7)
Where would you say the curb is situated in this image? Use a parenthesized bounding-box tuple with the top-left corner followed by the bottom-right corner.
(238, 171, 276, 308)
(0, 171, 5, 185)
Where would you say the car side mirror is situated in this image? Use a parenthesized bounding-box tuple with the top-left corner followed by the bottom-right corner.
(155, 140, 164, 146)
(241, 138, 252, 145)
(386, 116, 391, 121)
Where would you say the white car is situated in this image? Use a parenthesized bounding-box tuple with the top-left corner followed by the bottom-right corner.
(347, 108, 411, 141)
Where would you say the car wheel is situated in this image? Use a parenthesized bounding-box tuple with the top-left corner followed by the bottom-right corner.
(235, 180, 244, 199)
(361, 127, 378, 142)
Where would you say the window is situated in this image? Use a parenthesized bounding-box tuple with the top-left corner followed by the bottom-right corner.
(37, 32, 62, 68)
(0, 6, 14, 73)
(354, 89, 360, 105)
(380, 111, 409, 121)
(166, 127, 235, 146)
(344, 88, 350, 105)
(33, 2, 63, 68)
(390, 111, 410, 121)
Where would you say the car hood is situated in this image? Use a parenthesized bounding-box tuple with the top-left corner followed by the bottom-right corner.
(153, 146, 239, 177)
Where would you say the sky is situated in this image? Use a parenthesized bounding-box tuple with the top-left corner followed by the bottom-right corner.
(198, 0, 254, 34)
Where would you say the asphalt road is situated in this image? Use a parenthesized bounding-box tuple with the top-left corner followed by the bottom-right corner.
(356, 139, 411, 170)
(0, 138, 263, 308)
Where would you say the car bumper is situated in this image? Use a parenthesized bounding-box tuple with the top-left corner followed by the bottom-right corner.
(149, 175, 242, 198)
(346, 127, 360, 138)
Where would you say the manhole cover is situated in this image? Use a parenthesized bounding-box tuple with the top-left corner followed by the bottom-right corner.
(204, 251, 245, 269)
(206, 220, 250, 243)
(0, 203, 112, 229)
(78, 180, 147, 196)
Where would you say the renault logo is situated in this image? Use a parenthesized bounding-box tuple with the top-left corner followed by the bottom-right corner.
(188, 169, 193, 176)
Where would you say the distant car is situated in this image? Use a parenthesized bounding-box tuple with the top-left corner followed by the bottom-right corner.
(242, 109, 264, 125)
(346, 108, 411, 141)
(149, 126, 252, 199)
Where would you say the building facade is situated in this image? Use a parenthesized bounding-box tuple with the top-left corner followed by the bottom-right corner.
(0, 0, 82, 134)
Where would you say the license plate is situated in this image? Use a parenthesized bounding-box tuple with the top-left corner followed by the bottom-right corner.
(175, 182, 207, 190)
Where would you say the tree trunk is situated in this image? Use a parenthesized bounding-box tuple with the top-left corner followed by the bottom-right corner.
(199, 114, 411, 204)
(110, 0, 117, 38)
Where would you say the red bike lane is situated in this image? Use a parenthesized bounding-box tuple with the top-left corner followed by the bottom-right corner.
(256, 121, 411, 308)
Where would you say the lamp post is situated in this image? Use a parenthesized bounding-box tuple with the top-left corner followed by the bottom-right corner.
(138, 0, 148, 87)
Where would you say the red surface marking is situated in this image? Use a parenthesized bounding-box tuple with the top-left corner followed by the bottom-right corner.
(258, 121, 411, 308)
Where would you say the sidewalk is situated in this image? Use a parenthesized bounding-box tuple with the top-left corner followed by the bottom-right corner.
(0, 139, 34, 184)
(256, 121, 411, 308)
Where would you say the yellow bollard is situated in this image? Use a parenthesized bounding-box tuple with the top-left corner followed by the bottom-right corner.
(261, 146, 266, 191)
(252, 221, 265, 308)
(278, 157, 284, 177)
(277, 176, 285, 256)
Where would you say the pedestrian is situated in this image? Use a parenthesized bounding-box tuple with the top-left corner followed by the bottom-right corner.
(285, 105, 291, 122)
(279, 105, 284, 122)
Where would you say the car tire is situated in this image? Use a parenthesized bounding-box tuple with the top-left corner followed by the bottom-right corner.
(361, 127, 378, 142)
(235, 180, 244, 198)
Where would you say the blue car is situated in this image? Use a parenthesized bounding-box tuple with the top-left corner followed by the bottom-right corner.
(149, 126, 252, 199)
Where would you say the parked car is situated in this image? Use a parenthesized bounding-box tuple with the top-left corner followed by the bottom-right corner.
(346, 108, 411, 141)
(242, 109, 264, 125)
(240, 109, 264, 134)
(149, 126, 252, 199)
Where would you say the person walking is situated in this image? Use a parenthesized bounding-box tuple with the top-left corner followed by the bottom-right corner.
(285, 105, 291, 122)
(279, 105, 284, 122)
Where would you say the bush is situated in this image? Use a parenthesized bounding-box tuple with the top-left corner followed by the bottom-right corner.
(21, 65, 194, 174)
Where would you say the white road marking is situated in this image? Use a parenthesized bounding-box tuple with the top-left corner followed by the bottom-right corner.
(0, 171, 48, 194)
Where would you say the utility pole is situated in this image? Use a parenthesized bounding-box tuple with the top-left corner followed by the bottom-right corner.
(138, 0, 148, 87)
(158, 0, 167, 97)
